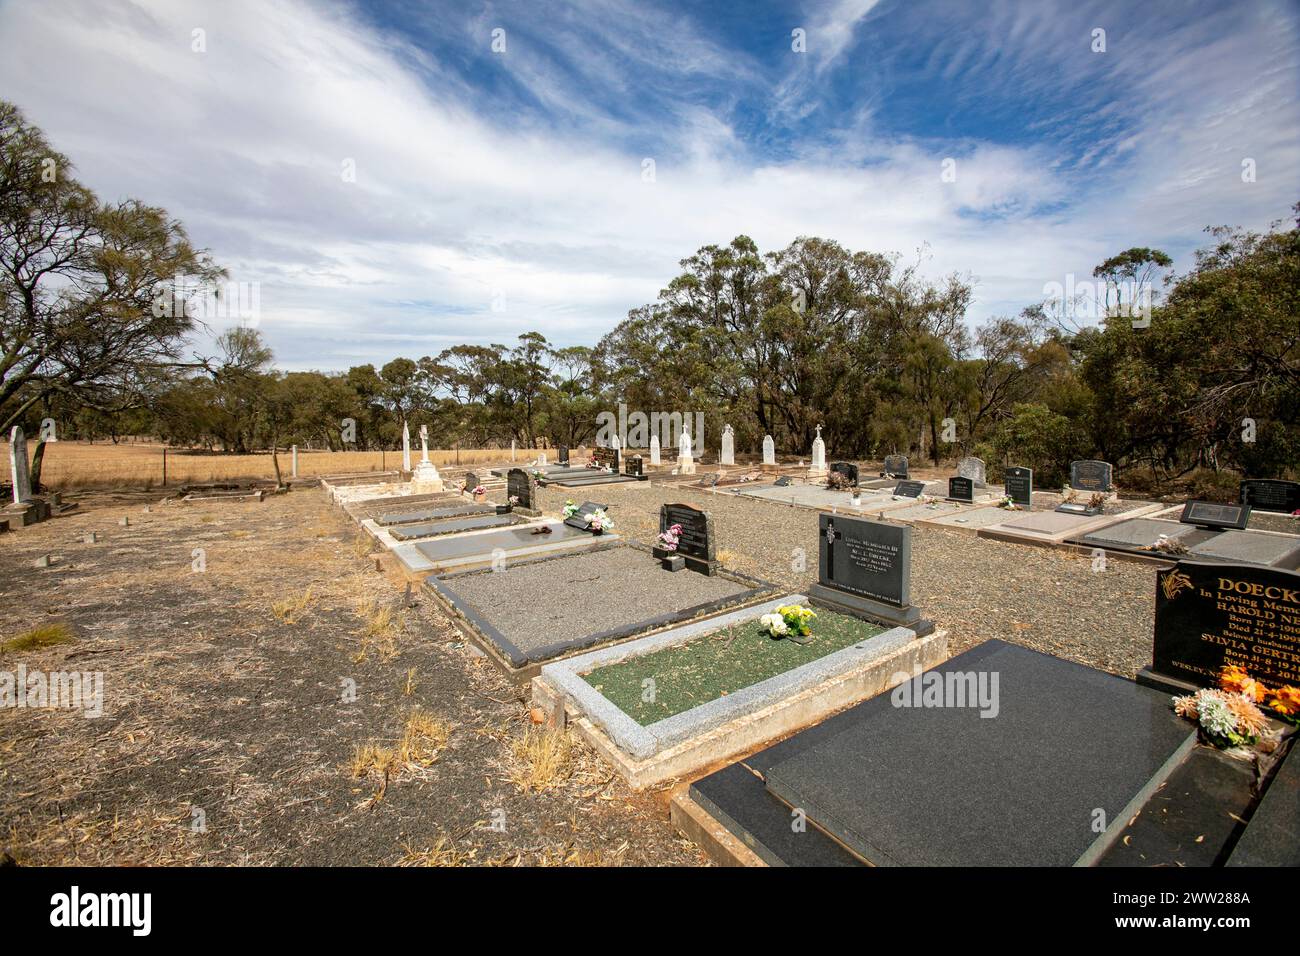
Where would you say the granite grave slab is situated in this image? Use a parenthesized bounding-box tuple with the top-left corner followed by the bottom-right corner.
(1239, 478, 1300, 515)
(387, 513, 522, 540)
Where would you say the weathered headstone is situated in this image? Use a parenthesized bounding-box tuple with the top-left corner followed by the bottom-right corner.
(649, 435, 661, 466)
(653, 502, 717, 575)
(762, 435, 776, 468)
(808, 425, 827, 477)
(9, 426, 32, 503)
(1004, 466, 1033, 508)
(1180, 500, 1250, 530)
(946, 476, 974, 503)
(830, 461, 859, 487)
(957, 457, 986, 487)
(720, 425, 735, 466)
(506, 468, 538, 514)
(464, 471, 479, 492)
(678, 429, 695, 475)
(1239, 479, 1300, 515)
(558, 444, 569, 466)
(894, 479, 926, 498)
(808, 513, 928, 631)
(882, 454, 909, 478)
(291, 444, 299, 478)
(1069, 460, 1113, 493)
(402, 421, 412, 472)
(412, 424, 444, 490)
(1142, 561, 1300, 691)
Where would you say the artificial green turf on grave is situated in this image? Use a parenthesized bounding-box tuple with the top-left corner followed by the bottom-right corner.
(580, 609, 885, 726)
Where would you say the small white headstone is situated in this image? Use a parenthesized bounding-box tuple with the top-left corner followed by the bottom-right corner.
(402, 422, 412, 472)
(720, 424, 735, 466)
(9, 426, 31, 503)
(809, 424, 827, 477)
(678, 429, 695, 475)
(649, 434, 661, 466)
(291, 444, 299, 478)
(762, 434, 775, 466)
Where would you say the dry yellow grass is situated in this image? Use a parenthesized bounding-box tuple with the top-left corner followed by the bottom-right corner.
(271, 587, 314, 624)
(508, 727, 573, 794)
(1, 622, 75, 654)
(5, 440, 509, 489)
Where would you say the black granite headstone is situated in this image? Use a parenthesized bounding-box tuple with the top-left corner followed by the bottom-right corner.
(1179, 500, 1250, 530)
(506, 468, 536, 511)
(882, 454, 909, 478)
(654, 502, 717, 574)
(830, 461, 859, 486)
(808, 513, 927, 630)
(947, 476, 974, 503)
(624, 455, 644, 477)
(1070, 459, 1113, 492)
(1239, 479, 1300, 515)
(894, 479, 926, 498)
(1144, 561, 1300, 690)
(562, 500, 610, 532)
(558, 444, 570, 466)
(592, 446, 619, 471)
(1004, 466, 1033, 508)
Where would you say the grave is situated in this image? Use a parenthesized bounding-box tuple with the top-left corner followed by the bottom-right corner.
(591, 446, 620, 472)
(393, 518, 619, 577)
(1004, 466, 1032, 508)
(1185, 530, 1300, 568)
(1139, 560, 1300, 693)
(916, 504, 1031, 533)
(650, 435, 661, 466)
(761, 435, 776, 471)
(892, 479, 926, 498)
(829, 461, 859, 487)
(882, 454, 908, 478)
(623, 455, 647, 480)
(1075, 505, 1300, 568)
(731, 482, 891, 513)
(1239, 478, 1300, 514)
(410, 425, 444, 492)
(956, 456, 986, 487)
(1180, 499, 1250, 530)
(808, 513, 930, 632)
(428, 543, 774, 681)
(651, 503, 718, 574)
(807, 425, 827, 478)
(720, 425, 735, 466)
(506, 467, 540, 516)
(980, 502, 1163, 547)
(385, 513, 523, 541)
(682, 641, 1196, 866)
(1078, 517, 1206, 551)
(558, 444, 569, 466)
(376, 503, 495, 526)
(946, 476, 974, 503)
(1069, 459, 1114, 493)
(677, 430, 696, 475)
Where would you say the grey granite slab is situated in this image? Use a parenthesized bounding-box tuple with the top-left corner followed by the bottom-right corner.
(763, 641, 1194, 866)
(1187, 530, 1300, 567)
(1227, 744, 1300, 866)
(413, 521, 598, 564)
(377, 503, 494, 525)
(433, 546, 765, 666)
(1081, 518, 1200, 548)
(388, 513, 521, 540)
(997, 509, 1098, 535)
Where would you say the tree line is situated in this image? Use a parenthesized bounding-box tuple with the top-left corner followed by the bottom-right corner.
(3, 100, 1296, 493)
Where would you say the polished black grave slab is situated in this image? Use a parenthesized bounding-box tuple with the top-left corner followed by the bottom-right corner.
(388, 513, 522, 540)
(760, 641, 1194, 866)
(377, 503, 494, 525)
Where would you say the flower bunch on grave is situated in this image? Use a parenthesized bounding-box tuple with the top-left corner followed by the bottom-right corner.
(827, 472, 853, 491)
(471, 485, 486, 496)
(761, 604, 816, 639)
(1088, 492, 1106, 510)
(657, 523, 683, 551)
(530, 468, 545, 480)
(1140, 533, 1189, 555)
(562, 500, 579, 518)
(997, 496, 1020, 510)
(508, 495, 519, 505)
(1172, 687, 1269, 749)
(1221, 665, 1300, 729)
(1061, 485, 1078, 503)
(586, 508, 613, 532)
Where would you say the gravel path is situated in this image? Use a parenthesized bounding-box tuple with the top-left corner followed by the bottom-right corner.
(537, 479, 1158, 678)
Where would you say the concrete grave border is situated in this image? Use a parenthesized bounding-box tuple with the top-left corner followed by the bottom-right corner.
(532, 594, 947, 789)
(391, 518, 620, 577)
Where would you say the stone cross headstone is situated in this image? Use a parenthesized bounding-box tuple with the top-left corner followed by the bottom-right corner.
(9, 426, 31, 503)
(679, 429, 695, 475)
(411, 424, 443, 490)
(1069, 459, 1113, 493)
(402, 422, 412, 472)
(655, 502, 717, 575)
(762, 434, 775, 467)
(419, 424, 429, 462)
(649, 434, 661, 466)
(809, 425, 827, 477)
(808, 513, 926, 630)
(720, 424, 735, 466)
(957, 457, 986, 487)
(883, 454, 909, 478)
(1004, 466, 1032, 508)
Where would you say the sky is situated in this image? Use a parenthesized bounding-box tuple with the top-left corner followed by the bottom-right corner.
(0, 0, 1296, 371)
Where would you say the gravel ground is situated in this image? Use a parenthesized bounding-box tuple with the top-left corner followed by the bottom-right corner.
(440, 546, 750, 651)
(537, 479, 1159, 677)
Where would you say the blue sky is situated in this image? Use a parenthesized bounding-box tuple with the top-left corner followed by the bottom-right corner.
(0, 0, 1296, 370)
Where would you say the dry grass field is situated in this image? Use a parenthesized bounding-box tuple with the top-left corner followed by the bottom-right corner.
(2, 441, 515, 490)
